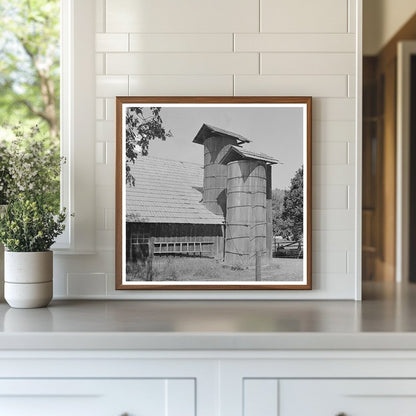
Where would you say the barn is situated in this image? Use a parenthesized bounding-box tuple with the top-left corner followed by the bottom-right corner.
(126, 156, 225, 263)
(126, 124, 278, 270)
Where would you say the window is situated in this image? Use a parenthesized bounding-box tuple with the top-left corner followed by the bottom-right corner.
(56, 0, 95, 251)
(0, 0, 96, 251)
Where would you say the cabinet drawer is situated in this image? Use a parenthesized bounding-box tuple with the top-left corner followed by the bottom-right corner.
(280, 380, 416, 416)
(0, 379, 195, 416)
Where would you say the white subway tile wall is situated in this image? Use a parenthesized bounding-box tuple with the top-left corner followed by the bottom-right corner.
(105, 0, 260, 33)
(261, 0, 348, 33)
(261, 53, 355, 75)
(234, 34, 356, 53)
(348, 75, 357, 98)
(60, 0, 358, 299)
(313, 142, 349, 165)
(129, 34, 234, 52)
(128, 75, 234, 96)
(96, 98, 104, 120)
(95, 53, 105, 75)
(67, 273, 107, 296)
(106, 53, 260, 75)
(235, 75, 348, 97)
(96, 33, 129, 52)
(313, 166, 355, 185)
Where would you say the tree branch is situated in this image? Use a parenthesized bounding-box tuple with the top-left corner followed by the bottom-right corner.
(17, 99, 47, 121)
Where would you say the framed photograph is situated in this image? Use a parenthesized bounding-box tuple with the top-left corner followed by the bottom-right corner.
(116, 97, 311, 290)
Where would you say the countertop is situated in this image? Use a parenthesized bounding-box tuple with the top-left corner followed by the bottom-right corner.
(1, 281, 416, 351)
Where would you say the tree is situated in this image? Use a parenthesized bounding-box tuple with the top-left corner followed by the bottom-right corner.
(272, 188, 291, 239)
(281, 166, 304, 241)
(0, 0, 60, 140)
(125, 107, 172, 185)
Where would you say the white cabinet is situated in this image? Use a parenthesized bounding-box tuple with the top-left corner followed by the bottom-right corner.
(280, 380, 416, 416)
(219, 353, 416, 415)
(1, 350, 416, 415)
(237, 379, 416, 416)
(0, 379, 195, 416)
(0, 353, 217, 416)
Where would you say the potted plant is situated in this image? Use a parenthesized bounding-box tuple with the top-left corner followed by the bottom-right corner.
(0, 124, 65, 308)
(0, 197, 66, 308)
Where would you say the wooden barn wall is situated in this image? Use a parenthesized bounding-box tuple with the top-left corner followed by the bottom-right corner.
(126, 222, 224, 260)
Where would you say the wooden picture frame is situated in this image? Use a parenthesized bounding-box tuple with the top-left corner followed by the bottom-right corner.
(116, 96, 312, 290)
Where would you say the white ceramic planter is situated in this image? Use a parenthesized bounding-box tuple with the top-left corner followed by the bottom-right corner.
(0, 205, 7, 302)
(0, 243, 4, 302)
(4, 251, 53, 308)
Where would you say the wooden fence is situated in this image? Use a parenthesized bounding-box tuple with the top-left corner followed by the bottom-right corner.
(273, 239, 303, 259)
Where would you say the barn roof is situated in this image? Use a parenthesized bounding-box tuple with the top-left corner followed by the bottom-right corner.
(126, 156, 225, 225)
(192, 123, 251, 145)
(219, 145, 279, 165)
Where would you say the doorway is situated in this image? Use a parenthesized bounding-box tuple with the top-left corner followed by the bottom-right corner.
(397, 41, 416, 283)
(410, 54, 416, 281)
(362, 12, 416, 282)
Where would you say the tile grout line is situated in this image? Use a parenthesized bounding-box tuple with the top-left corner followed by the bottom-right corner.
(347, 141, 350, 165)
(347, 0, 351, 33)
(347, 185, 350, 210)
(103, 0, 106, 33)
(259, 0, 262, 32)
(346, 74, 349, 97)
(259, 53, 262, 75)
(233, 74, 236, 96)
(346, 251, 349, 274)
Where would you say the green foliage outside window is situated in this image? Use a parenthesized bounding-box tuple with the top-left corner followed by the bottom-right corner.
(0, 0, 60, 138)
(0, 0, 60, 210)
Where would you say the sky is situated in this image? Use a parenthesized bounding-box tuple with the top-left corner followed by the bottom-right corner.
(129, 104, 304, 190)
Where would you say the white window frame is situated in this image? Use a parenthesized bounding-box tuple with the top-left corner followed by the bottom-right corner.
(53, 0, 95, 253)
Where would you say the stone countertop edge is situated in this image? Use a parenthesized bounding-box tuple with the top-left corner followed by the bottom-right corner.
(1, 332, 416, 351)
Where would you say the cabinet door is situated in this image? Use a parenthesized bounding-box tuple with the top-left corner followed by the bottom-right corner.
(281, 380, 416, 416)
(0, 379, 195, 416)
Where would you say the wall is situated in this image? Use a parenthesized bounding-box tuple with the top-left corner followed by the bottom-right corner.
(54, 0, 360, 300)
(364, 0, 416, 54)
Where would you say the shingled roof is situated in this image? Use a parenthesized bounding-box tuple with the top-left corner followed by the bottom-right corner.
(219, 145, 279, 165)
(126, 156, 224, 225)
(193, 123, 251, 145)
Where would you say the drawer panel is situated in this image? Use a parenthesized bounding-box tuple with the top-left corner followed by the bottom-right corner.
(0, 379, 195, 416)
(280, 380, 416, 416)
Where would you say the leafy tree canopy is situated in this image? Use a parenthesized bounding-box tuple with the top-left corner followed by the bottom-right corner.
(0, 0, 60, 139)
(125, 107, 172, 186)
(272, 166, 304, 241)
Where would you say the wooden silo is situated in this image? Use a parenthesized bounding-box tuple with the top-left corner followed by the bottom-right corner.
(225, 160, 267, 265)
(193, 124, 251, 217)
(219, 146, 279, 266)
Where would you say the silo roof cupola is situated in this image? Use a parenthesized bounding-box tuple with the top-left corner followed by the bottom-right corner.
(192, 124, 251, 145)
(219, 145, 279, 165)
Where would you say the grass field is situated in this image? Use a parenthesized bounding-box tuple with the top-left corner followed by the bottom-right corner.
(126, 256, 303, 282)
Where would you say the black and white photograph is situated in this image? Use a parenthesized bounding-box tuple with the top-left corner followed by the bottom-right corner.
(116, 97, 311, 290)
